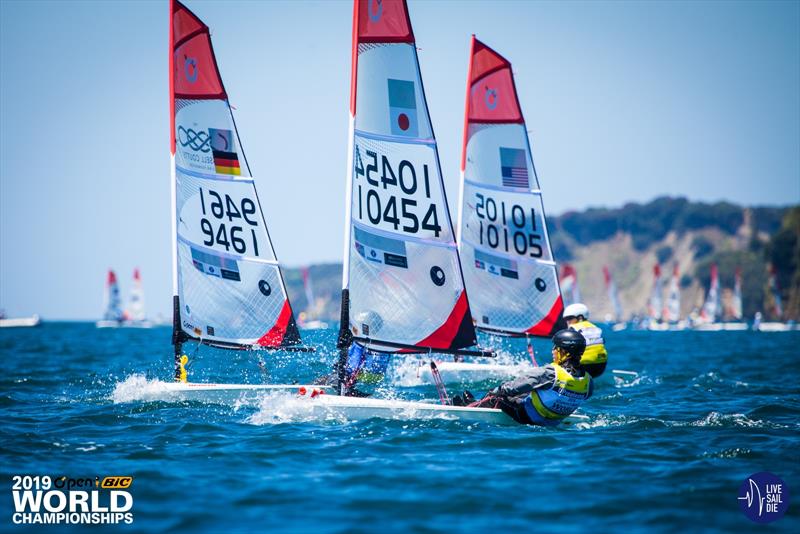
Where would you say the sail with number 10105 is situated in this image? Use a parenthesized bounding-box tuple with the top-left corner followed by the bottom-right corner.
(336, 0, 488, 363)
(170, 0, 303, 377)
(457, 36, 563, 338)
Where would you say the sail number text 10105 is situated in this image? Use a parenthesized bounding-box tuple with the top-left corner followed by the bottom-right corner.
(353, 145, 442, 238)
(198, 187, 260, 256)
(475, 192, 543, 258)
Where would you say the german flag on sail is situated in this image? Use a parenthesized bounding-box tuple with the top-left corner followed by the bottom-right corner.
(209, 128, 240, 175)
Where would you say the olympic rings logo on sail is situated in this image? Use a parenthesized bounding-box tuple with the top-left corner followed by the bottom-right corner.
(368, 0, 383, 22)
(485, 87, 498, 110)
(178, 126, 211, 153)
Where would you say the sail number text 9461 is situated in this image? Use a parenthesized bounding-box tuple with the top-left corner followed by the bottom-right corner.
(198, 187, 260, 256)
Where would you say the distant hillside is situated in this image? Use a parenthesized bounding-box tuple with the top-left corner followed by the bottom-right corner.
(284, 198, 800, 324)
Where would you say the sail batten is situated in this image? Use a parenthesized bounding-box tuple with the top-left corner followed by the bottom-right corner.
(458, 36, 562, 337)
(169, 0, 301, 351)
(340, 0, 477, 353)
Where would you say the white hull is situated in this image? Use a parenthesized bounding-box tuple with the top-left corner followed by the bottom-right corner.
(112, 378, 588, 426)
(720, 322, 748, 331)
(693, 322, 724, 331)
(0, 315, 40, 328)
(756, 322, 794, 332)
(96, 319, 154, 329)
(611, 322, 628, 332)
(112, 380, 331, 404)
(298, 393, 517, 425)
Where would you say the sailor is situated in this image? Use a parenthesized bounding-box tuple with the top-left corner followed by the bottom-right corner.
(455, 329, 592, 426)
(563, 302, 608, 378)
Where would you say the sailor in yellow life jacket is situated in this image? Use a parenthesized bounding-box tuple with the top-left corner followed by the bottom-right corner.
(563, 302, 608, 378)
(456, 329, 593, 426)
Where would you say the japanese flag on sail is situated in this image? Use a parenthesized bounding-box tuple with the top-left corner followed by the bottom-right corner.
(387, 79, 418, 137)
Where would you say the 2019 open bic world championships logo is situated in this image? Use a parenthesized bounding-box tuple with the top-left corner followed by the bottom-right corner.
(738, 472, 789, 524)
(11, 475, 134, 525)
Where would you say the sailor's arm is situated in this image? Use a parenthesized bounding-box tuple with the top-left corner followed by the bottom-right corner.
(496, 366, 555, 397)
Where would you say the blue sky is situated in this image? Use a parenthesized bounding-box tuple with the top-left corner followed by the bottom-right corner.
(1, 0, 798, 319)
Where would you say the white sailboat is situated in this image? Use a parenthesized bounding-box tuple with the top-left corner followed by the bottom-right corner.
(0, 313, 41, 328)
(657, 263, 686, 330)
(122, 268, 153, 328)
(560, 264, 581, 306)
(647, 264, 669, 330)
(694, 263, 723, 330)
(96, 270, 125, 328)
(114, 0, 323, 402)
(721, 267, 748, 330)
(603, 266, 627, 331)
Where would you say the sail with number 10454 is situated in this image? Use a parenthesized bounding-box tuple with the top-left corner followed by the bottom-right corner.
(169, 0, 304, 377)
(336, 0, 489, 359)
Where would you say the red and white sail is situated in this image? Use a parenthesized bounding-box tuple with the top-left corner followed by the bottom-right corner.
(457, 36, 562, 337)
(603, 266, 623, 322)
(700, 263, 720, 323)
(648, 264, 663, 321)
(102, 270, 124, 321)
(729, 267, 743, 320)
(664, 263, 680, 322)
(340, 0, 477, 352)
(126, 268, 146, 322)
(559, 264, 581, 308)
(170, 0, 300, 349)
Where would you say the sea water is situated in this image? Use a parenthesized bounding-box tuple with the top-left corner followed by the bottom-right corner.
(1, 323, 798, 532)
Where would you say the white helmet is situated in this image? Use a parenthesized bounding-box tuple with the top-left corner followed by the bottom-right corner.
(563, 303, 589, 320)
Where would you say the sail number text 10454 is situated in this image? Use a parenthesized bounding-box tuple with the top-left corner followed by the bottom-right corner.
(353, 145, 443, 237)
(198, 187, 260, 256)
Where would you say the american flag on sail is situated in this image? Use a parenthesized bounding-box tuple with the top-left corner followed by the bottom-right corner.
(499, 147, 529, 188)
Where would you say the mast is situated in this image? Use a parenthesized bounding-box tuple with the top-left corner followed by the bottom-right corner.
(457, 36, 563, 338)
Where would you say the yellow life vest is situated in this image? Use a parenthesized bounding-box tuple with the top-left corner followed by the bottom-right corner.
(524, 364, 593, 426)
(571, 320, 608, 366)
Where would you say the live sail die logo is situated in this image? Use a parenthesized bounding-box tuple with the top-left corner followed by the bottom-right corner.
(737, 472, 789, 523)
(11, 475, 134, 525)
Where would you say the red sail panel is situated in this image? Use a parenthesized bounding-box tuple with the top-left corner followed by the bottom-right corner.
(171, 1, 226, 101)
(461, 37, 523, 169)
(525, 296, 564, 336)
(355, 0, 414, 44)
(466, 38, 523, 125)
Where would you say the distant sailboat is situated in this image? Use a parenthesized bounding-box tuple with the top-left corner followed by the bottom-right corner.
(298, 267, 328, 330)
(603, 266, 627, 331)
(560, 264, 581, 306)
(721, 267, 748, 330)
(96, 270, 125, 328)
(122, 268, 153, 328)
(0, 313, 41, 328)
(695, 263, 723, 331)
(647, 264, 666, 329)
